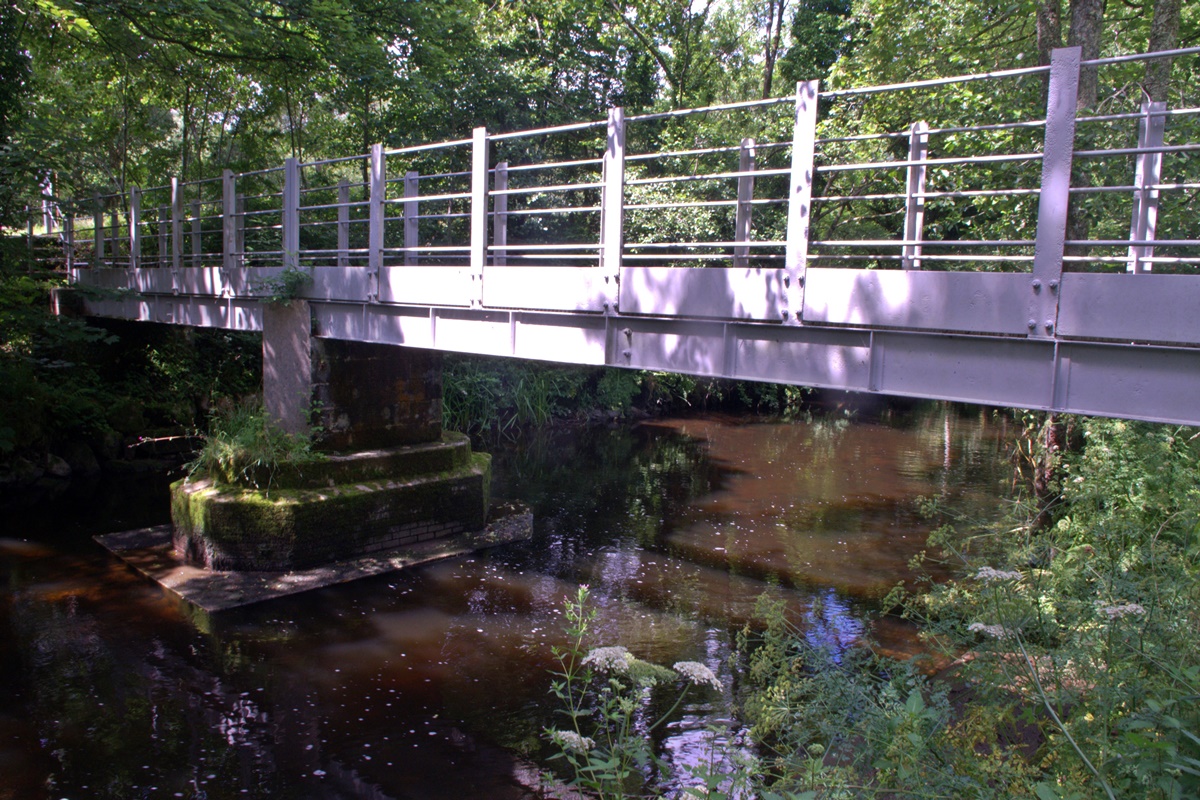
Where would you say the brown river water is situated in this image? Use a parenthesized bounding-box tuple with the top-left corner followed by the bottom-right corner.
(0, 404, 1015, 799)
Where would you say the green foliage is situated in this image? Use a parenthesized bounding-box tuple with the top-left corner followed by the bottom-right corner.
(545, 586, 732, 799)
(898, 418, 1200, 799)
(185, 398, 320, 490)
(254, 266, 311, 306)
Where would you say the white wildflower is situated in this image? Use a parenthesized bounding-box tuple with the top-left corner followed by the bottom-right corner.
(673, 661, 723, 691)
(582, 646, 631, 673)
(968, 622, 1011, 640)
(1099, 603, 1145, 620)
(975, 566, 1022, 583)
(548, 729, 595, 754)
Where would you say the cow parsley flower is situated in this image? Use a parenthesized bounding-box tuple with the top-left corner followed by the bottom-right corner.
(1099, 603, 1145, 620)
(673, 661, 723, 691)
(968, 622, 1010, 640)
(582, 646, 631, 673)
(548, 729, 595, 754)
(975, 566, 1022, 583)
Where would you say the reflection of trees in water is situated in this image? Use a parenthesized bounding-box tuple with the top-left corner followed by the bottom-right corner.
(3, 589, 391, 799)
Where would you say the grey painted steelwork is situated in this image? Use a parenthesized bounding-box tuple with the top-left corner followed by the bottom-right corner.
(61, 48, 1200, 427)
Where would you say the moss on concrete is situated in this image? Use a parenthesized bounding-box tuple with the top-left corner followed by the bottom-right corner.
(171, 439, 492, 571)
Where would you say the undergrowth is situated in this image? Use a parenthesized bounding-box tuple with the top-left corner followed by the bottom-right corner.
(185, 398, 321, 490)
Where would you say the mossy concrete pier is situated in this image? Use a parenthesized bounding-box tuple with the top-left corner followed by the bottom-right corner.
(97, 299, 524, 610)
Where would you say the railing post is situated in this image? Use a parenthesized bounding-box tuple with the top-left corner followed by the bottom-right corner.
(734, 138, 755, 269)
(470, 127, 489, 306)
(93, 194, 104, 268)
(129, 187, 141, 269)
(283, 157, 301, 271)
(158, 205, 168, 268)
(902, 121, 929, 270)
(171, 178, 183, 272)
(337, 178, 350, 268)
(404, 171, 419, 266)
(368, 145, 384, 299)
(494, 161, 508, 267)
(600, 107, 625, 313)
(1029, 46, 1080, 340)
(236, 194, 245, 266)
(110, 206, 120, 265)
(784, 80, 819, 324)
(190, 198, 202, 267)
(222, 169, 237, 272)
(64, 212, 74, 272)
(1128, 99, 1165, 274)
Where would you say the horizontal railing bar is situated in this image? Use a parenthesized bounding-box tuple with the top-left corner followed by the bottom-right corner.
(241, 208, 282, 218)
(380, 246, 471, 252)
(627, 168, 791, 186)
(1074, 143, 1200, 159)
(624, 240, 787, 249)
(240, 191, 283, 202)
(628, 95, 795, 122)
(491, 181, 604, 197)
(491, 254, 600, 260)
(489, 243, 600, 251)
(490, 120, 608, 141)
(823, 63, 1050, 98)
(300, 200, 369, 213)
(628, 197, 787, 211)
(497, 206, 601, 216)
(388, 170, 470, 182)
(383, 137, 473, 156)
(621, 253, 785, 261)
(499, 157, 604, 174)
(1065, 239, 1200, 247)
(1076, 106, 1200, 125)
(384, 191, 471, 204)
(1082, 45, 1200, 67)
(818, 151, 1043, 174)
(237, 166, 286, 178)
(299, 153, 369, 168)
(812, 239, 1036, 247)
(627, 141, 791, 161)
(412, 212, 471, 220)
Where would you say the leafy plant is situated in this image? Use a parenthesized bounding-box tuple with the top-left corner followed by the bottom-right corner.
(185, 397, 320, 491)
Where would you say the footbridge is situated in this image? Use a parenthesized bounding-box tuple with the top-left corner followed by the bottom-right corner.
(57, 47, 1200, 426)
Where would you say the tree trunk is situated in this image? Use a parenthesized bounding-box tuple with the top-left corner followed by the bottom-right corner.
(1036, 0, 1062, 66)
(1145, 0, 1182, 102)
(1067, 0, 1107, 109)
(761, 0, 787, 99)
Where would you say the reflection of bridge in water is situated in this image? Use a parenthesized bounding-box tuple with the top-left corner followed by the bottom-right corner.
(56, 46, 1200, 425)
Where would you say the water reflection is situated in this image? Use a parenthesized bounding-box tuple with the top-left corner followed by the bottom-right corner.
(0, 404, 1012, 799)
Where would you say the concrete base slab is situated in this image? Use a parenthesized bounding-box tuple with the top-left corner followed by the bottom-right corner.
(97, 503, 532, 613)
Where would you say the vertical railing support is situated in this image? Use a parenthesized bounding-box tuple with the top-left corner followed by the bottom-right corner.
(157, 206, 168, 268)
(171, 178, 183, 273)
(190, 198, 203, 267)
(470, 127, 489, 307)
(129, 187, 142, 269)
(1030, 46, 1080, 340)
(236, 194, 246, 265)
(337, 179, 350, 268)
(1128, 99, 1165, 274)
(902, 121, 929, 270)
(600, 107, 625, 313)
(222, 169, 237, 271)
(734, 138, 756, 269)
(92, 194, 104, 268)
(784, 80, 820, 324)
(494, 161, 508, 267)
(64, 213, 75, 272)
(110, 206, 120, 266)
(368, 145, 385, 299)
(403, 171, 419, 266)
(283, 157, 301, 271)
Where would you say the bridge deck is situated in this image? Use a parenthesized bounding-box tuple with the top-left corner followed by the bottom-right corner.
(59, 46, 1200, 425)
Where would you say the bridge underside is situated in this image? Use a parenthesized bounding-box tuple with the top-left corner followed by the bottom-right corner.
(64, 265, 1200, 427)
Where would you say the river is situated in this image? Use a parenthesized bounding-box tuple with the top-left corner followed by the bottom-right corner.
(0, 403, 1015, 799)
